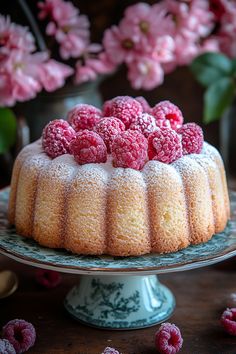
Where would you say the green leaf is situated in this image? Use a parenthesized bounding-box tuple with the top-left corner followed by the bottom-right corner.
(0, 108, 17, 154)
(204, 77, 235, 123)
(190, 52, 233, 87)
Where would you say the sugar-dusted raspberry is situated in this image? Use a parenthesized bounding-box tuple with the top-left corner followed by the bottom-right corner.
(111, 130, 148, 170)
(102, 347, 120, 354)
(102, 99, 114, 117)
(178, 123, 204, 155)
(42, 119, 76, 158)
(135, 96, 151, 113)
(129, 113, 157, 138)
(3, 319, 36, 354)
(70, 130, 107, 165)
(156, 118, 171, 130)
(152, 100, 184, 130)
(155, 322, 183, 354)
(148, 128, 182, 164)
(0, 339, 16, 354)
(67, 104, 102, 131)
(35, 269, 62, 289)
(221, 308, 236, 335)
(95, 117, 125, 153)
(108, 96, 143, 128)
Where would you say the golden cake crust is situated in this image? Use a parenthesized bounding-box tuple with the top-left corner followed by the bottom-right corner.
(8, 140, 230, 256)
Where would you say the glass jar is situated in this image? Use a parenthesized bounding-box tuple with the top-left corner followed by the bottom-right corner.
(15, 81, 103, 142)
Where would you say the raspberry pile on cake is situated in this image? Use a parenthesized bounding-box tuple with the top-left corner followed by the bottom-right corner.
(42, 97, 204, 169)
(8, 96, 230, 257)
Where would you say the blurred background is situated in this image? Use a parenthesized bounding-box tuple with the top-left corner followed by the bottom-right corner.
(0, 0, 235, 187)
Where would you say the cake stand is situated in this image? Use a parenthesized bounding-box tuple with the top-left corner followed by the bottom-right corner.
(1, 188, 236, 330)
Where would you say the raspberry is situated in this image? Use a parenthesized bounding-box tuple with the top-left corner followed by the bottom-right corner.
(108, 96, 143, 128)
(129, 113, 157, 138)
(0, 339, 16, 354)
(35, 269, 62, 289)
(70, 130, 107, 165)
(102, 347, 120, 354)
(156, 118, 171, 130)
(221, 308, 236, 335)
(95, 117, 125, 153)
(155, 323, 183, 354)
(3, 319, 36, 354)
(152, 101, 184, 130)
(67, 104, 102, 131)
(148, 128, 182, 164)
(102, 99, 113, 117)
(135, 96, 151, 113)
(42, 119, 76, 158)
(111, 130, 148, 170)
(178, 123, 204, 155)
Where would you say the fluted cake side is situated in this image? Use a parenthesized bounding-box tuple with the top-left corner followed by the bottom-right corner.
(8, 140, 230, 256)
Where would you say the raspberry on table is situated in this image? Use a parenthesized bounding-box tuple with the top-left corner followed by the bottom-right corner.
(35, 269, 62, 289)
(107, 96, 143, 129)
(178, 123, 204, 155)
(67, 104, 102, 131)
(111, 130, 148, 170)
(148, 128, 183, 164)
(102, 347, 120, 354)
(155, 322, 183, 354)
(95, 117, 125, 153)
(3, 319, 36, 354)
(42, 119, 76, 158)
(135, 96, 151, 113)
(0, 339, 16, 354)
(152, 100, 184, 130)
(129, 113, 157, 138)
(70, 130, 107, 165)
(221, 308, 236, 335)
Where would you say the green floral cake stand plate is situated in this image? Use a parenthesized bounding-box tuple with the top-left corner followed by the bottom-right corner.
(0, 188, 236, 330)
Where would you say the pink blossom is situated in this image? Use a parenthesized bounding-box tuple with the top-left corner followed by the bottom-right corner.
(38, 0, 78, 23)
(37, 59, 73, 91)
(0, 50, 42, 106)
(103, 23, 140, 65)
(200, 37, 220, 53)
(123, 3, 173, 49)
(75, 61, 97, 84)
(0, 15, 35, 53)
(75, 53, 115, 84)
(152, 35, 175, 63)
(128, 57, 164, 90)
(217, 1, 236, 57)
(0, 73, 17, 106)
(174, 35, 199, 65)
(38, 0, 90, 60)
(160, 0, 214, 40)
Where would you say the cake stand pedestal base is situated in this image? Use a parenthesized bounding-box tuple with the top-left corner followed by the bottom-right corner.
(64, 275, 175, 329)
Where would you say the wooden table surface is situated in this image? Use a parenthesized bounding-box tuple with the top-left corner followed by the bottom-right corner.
(1, 255, 236, 354)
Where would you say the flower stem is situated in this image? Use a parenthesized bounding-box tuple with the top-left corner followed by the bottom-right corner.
(17, 0, 47, 52)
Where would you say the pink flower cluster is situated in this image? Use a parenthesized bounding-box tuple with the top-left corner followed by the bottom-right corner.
(38, 0, 115, 85)
(102, 0, 221, 90)
(212, 0, 236, 58)
(0, 14, 73, 107)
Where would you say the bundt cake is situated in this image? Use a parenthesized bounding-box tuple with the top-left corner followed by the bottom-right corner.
(8, 97, 230, 256)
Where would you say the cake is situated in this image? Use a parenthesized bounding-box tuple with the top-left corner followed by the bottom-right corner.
(8, 97, 230, 256)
